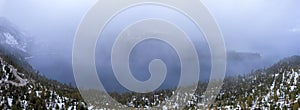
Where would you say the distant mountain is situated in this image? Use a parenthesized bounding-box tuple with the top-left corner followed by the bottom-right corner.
(227, 51, 261, 61)
(278, 55, 300, 66)
(226, 51, 264, 76)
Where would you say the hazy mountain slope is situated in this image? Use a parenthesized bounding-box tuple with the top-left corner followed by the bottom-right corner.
(0, 17, 32, 56)
(0, 17, 34, 74)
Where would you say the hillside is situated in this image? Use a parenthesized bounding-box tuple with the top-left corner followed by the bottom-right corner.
(0, 53, 87, 110)
(212, 55, 300, 109)
(90, 56, 300, 109)
(1, 52, 299, 109)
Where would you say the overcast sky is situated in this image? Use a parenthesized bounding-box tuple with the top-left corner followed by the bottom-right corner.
(1, 0, 299, 57)
(0, 0, 299, 91)
(204, 0, 300, 57)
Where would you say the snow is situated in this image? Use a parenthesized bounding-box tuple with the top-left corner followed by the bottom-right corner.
(57, 103, 64, 109)
(291, 86, 296, 91)
(162, 105, 168, 110)
(293, 71, 298, 85)
(8, 98, 12, 107)
(3, 32, 18, 45)
(2, 32, 27, 52)
(88, 106, 94, 110)
(270, 73, 278, 90)
(36, 91, 42, 98)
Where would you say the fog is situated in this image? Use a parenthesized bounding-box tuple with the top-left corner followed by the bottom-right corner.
(0, 0, 300, 91)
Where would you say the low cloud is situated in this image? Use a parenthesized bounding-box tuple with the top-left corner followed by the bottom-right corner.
(0, 0, 6, 17)
(289, 27, 300, 32)
(0, 0, 5, 15)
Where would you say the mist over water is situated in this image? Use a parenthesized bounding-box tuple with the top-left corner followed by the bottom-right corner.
(1, 0, 300, 91)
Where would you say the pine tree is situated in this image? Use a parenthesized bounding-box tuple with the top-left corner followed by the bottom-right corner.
(274, 93, 278, 102)
(55, 104, 59, 109)
(247, 96, 252, 107)
(293, 103, 299, 110)
(241, 102, 246, 109)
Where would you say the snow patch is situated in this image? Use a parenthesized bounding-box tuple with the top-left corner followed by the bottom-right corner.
(3, 32, 18, 45)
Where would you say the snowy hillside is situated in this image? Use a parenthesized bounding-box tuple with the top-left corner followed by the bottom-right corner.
(0, 55, 88, 110)
(88, 56, 300, 109)
(2, 54, 298, 109)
